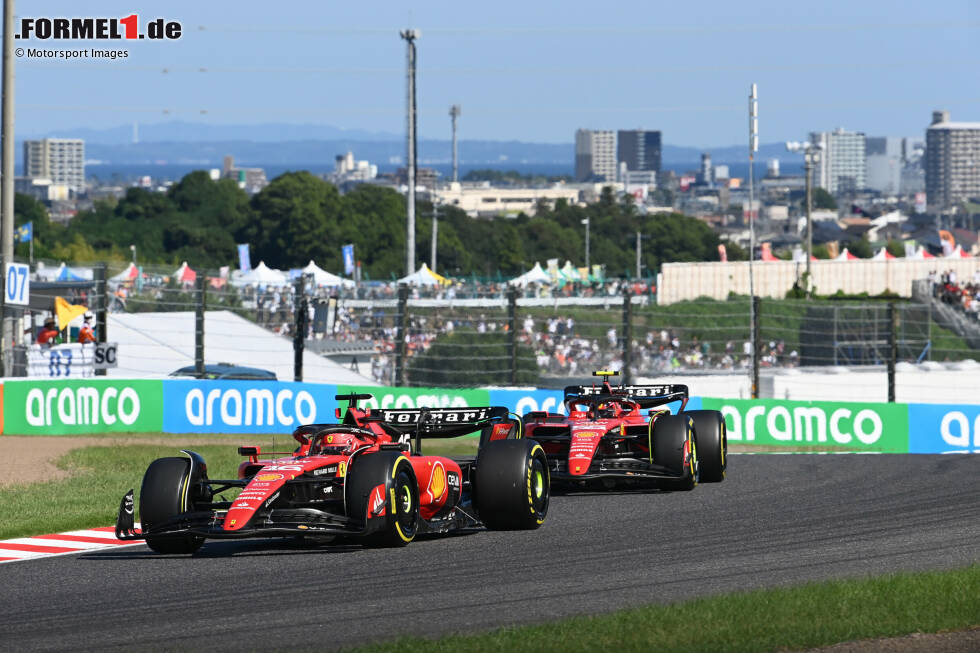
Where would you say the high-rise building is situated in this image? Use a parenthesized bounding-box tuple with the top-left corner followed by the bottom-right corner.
(810, 128, 866, 194)
(865, 136, 904, 195)
(575, 129, 616, 182)
(616, 129, 661, 177)
(925, 110, 980, 212)
(23, 138, 85, 193)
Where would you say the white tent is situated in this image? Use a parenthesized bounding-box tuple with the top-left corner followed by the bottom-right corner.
(945, 245, 972, 259)
(233, 261, 289, 287)
(398, 263, 443, 286)
(302, 260, 354, 287)
(172, 261, 197, 283)
(558, 260, 581, 281)
(109, 262, 145, 284)
(509, 262, 552, 286)
(872, 247, 896, 261)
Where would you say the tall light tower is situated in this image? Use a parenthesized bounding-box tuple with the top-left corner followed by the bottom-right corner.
(449, 104, 460, 183)
(400, 29, 419, 277)
(786, 140, 823, 296)
(1, 0, 16, 375)
(748, 84, 758, 399)
(581, 218, 590, 271)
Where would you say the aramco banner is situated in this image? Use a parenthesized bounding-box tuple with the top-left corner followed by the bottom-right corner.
(162, 380, 337, 434)
(4, 379, 162, 435)
(699, 397, 909, 452)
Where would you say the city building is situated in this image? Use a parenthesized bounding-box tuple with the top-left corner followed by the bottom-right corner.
(431, 181, 580, 218)
(865, 136, 905, 195)
(222, 155, 268, 194)
(810, 128, 866, 194)
(616, 129, 661, 177)
(325, 151, 378, 191)
(575, 129, 616, 182)
(698, 152, 713, 185)
(23, 138, 85, 194)
(925, 110, 980, 212)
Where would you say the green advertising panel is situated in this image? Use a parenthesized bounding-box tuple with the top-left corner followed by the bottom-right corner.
(699, 397, 909, 453)
(4, 379, 164, 435)
(337, 385, 491, 412)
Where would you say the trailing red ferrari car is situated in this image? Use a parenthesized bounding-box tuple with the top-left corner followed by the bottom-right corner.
(523, 372, 726, 490)
(116, 394, 550, 553)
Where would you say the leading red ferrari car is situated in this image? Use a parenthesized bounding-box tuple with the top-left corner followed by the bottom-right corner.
(523, 372, 726, 490)
(116, 394, 550, 553)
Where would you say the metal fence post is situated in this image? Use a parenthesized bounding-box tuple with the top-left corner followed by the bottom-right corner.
(751, 295, 761, 399)
(293, 275, 308, 382)
(887, 302, 897, 402)
(195, 275, 205, 378)
(507, 286, 518, 386)
(94, 263, 107, 377)
(622, 289, 633, 385)
(395, 284, 408, 386)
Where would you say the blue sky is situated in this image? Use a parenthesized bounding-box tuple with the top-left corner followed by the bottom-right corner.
(13, 0, 980, 146)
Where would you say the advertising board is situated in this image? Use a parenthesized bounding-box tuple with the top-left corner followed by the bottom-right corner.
(699, 397, 909, 452)
(4, 379, 163, 435)
(908, 404, 980, 453)
(162, 380, 337, 434)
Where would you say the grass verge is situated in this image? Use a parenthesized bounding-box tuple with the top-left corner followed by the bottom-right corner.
(352, 565, 980, 653)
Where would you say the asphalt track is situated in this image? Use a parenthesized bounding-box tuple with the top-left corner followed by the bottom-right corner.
(2, 454, 979, 652)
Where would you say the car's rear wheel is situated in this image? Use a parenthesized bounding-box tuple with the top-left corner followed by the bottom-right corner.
(140, 457, 205, 554)
(345, 453, 420, 547)
(686, 410, 727, 482)
(652, 414, 698, 491)
(474, 439, 549, 530)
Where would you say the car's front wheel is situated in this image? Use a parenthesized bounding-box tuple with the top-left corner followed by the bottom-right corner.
(139, 457, 205, 554)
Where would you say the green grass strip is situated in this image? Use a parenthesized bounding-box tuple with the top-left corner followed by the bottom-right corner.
(353, 566, 980, 653)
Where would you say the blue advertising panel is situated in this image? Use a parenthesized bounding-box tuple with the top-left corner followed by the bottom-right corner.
(163, 380, 337, 434)
(488, 389, 565, 417)
(908, 403, 980, 453)
(487, 388, 701, 418)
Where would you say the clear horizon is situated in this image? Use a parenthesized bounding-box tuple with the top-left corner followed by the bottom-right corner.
(13, 0, 979, 147)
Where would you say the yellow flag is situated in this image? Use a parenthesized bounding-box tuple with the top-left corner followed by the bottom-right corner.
(54, 296, 88, 331)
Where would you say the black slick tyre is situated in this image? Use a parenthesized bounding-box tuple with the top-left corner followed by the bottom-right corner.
(652, 414, 698, 491)
(139, 457, 205, 554)
(686, 409, 727, 482)
(345, 452, 420, 547)
(474, 439, 549, 530)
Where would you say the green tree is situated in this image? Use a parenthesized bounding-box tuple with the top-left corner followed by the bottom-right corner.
(245, 172, 343, 269)
(811, 187, 837, 210)
(848, 235, 872, 258)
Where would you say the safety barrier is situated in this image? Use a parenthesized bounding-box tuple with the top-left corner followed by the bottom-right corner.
(0, 379, 977, 454)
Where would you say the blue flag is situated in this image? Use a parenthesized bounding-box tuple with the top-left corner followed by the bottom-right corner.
(237, 243, 251, 272)
(16, 222, 32, 243)
(342, 244, 355, 275)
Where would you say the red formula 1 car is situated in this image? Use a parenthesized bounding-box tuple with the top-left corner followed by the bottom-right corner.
(523, 372, 726, 490)
(116, 394, 550, 553)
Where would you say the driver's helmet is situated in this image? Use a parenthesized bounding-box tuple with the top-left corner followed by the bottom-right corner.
(597, 402, 616, 418)
(312, 431, 356, 455)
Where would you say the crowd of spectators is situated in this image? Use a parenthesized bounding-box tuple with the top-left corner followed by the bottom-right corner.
(931, 269, 980, 320)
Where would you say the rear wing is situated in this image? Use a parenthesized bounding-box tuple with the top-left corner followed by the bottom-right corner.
(564, 383, 689, 409)
(361, 406, 523, 454)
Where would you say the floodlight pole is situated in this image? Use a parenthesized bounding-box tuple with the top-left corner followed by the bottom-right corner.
(0, 0, 15, 375)
(401, 29, 419, 277)
(748, 83, 758, 399)
(582, 217, 590, 271)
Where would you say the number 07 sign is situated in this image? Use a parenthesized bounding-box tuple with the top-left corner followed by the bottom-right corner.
(5, 262, 29, 306)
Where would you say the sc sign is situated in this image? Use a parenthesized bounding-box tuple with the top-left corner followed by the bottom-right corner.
(5, 262, 29, 306)
(94, 342, 118, 369)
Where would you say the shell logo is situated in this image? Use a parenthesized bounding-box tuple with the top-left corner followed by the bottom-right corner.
(255, 473, 283, 482)
(426, 461, 447, 502)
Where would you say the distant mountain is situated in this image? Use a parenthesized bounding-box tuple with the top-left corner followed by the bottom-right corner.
(18, 120, 803, 168)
